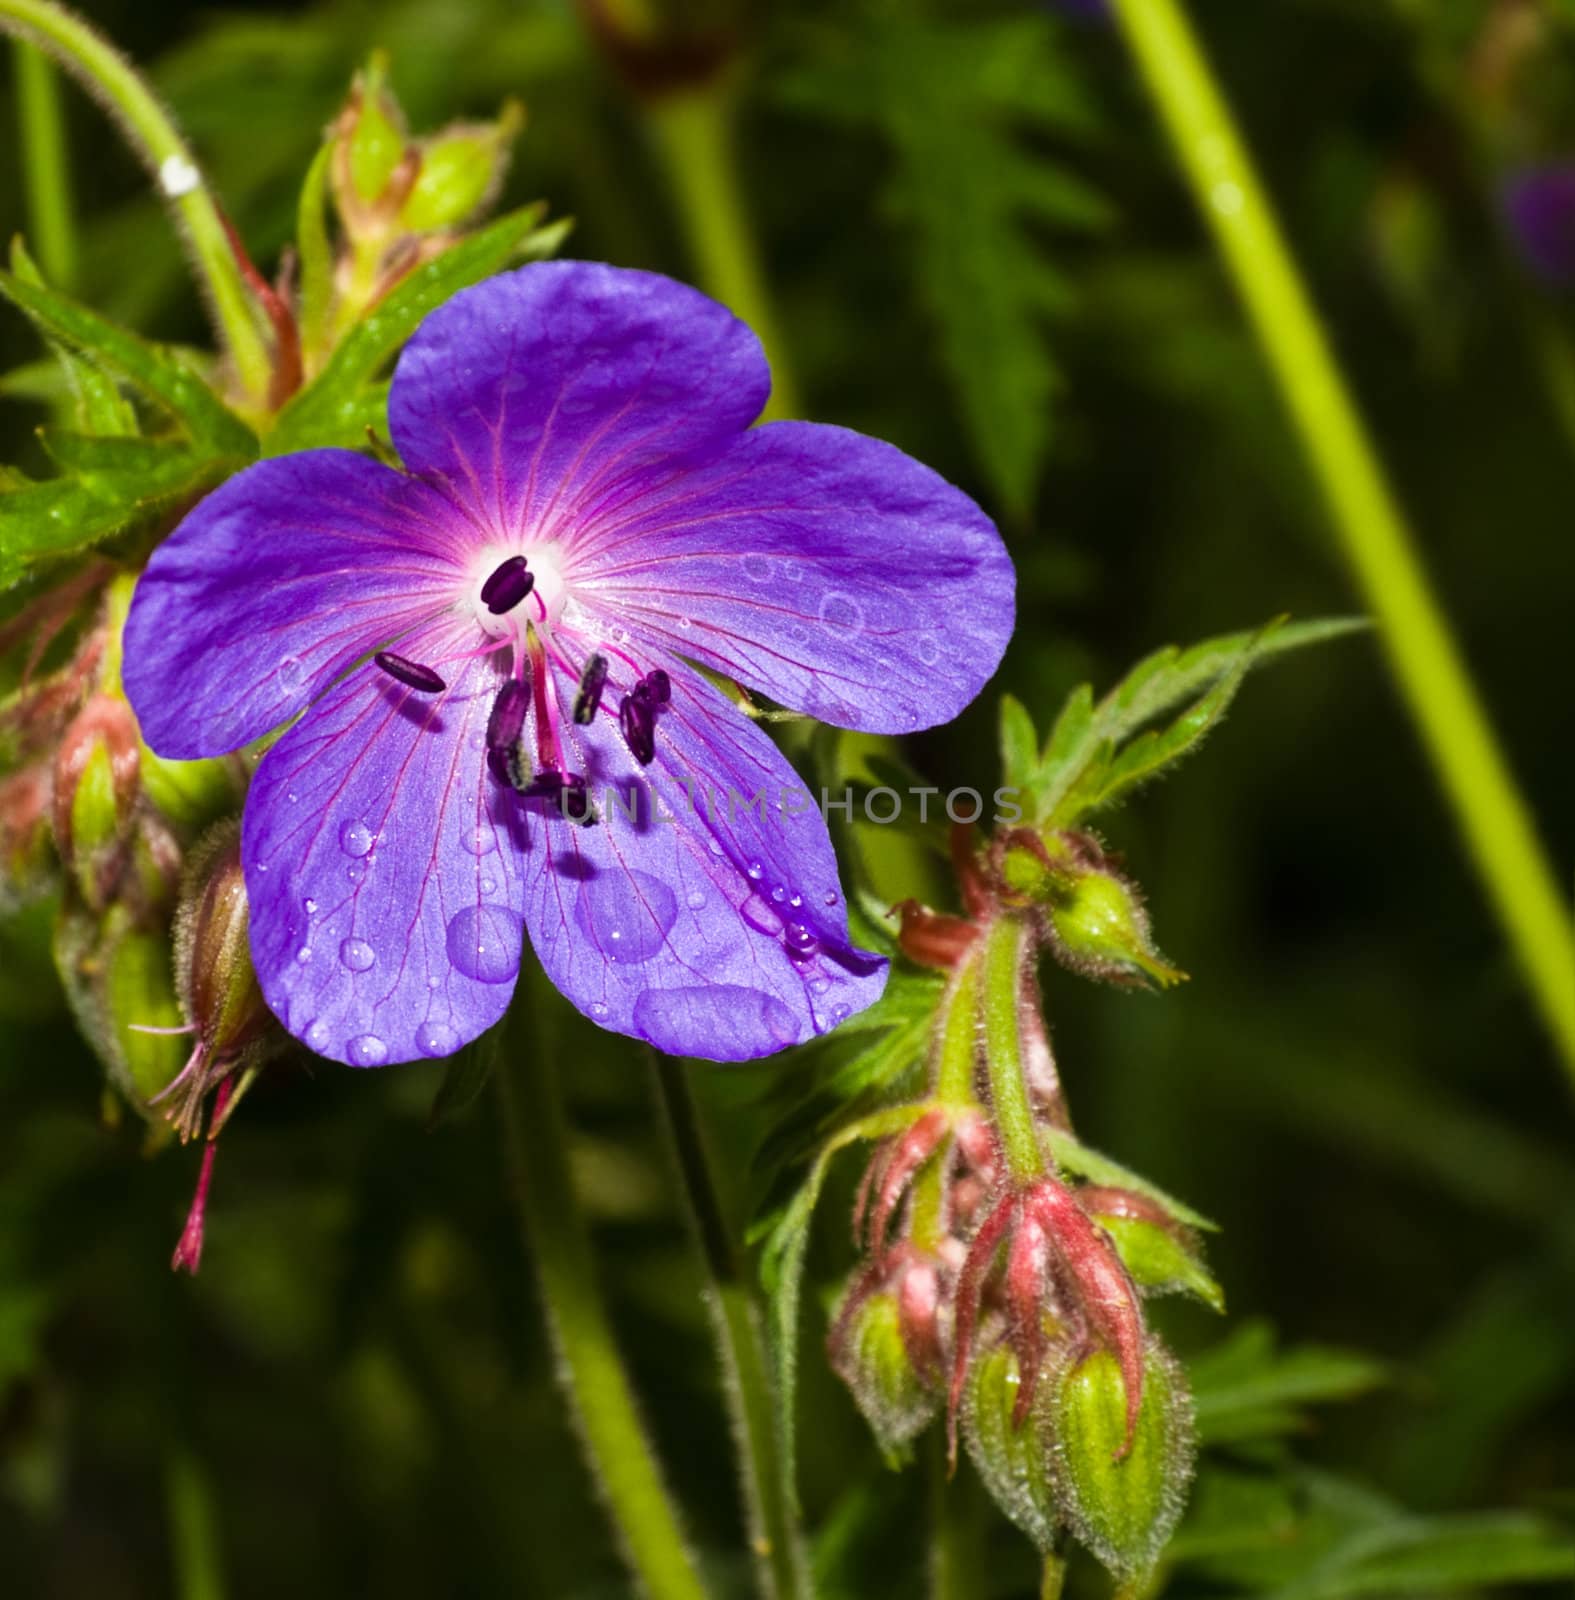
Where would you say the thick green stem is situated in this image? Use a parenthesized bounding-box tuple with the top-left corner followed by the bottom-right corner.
(0, 0, 272, 403)
(980, 917, 1043, 1184)
(498, 1046, 709, 1600)
(13, 41, 75, 287)
(645, 86, 801, 420)
(164, 1445, 226, 1600)
(1111, 0, 1575, 1079)
(651, 1052, 808, 1600)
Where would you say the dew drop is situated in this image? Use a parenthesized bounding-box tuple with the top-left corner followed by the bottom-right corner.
(305, 1021, 329, 1051)
(740, 895, 783, 937)
(445, 904, 525, 983)
(461, 826, 496, 857)
(631, 985, 800, 1055)
(348, 1033, 388, 1066)
(707, 836, 724, 856)
(677, 616, 693, 630)
(339, 819, 374, 857)
(741, 553, 772, 582)
(831, 1003, 851, 1023)
(685, 889, 707, 910)
(916, 632, 941, 666)
(346, 864, 365, 885)
(287, 790, 299, 804)
(415, 1019, 460, 1057)
(789, 893, 803, 909)
(428, 974, 442, 990)
(823, 891, 839, 907)
(746, 860, 764, 881)
(277, 655, 305, 693)
(818, 591, 865, 634)
(590, 1001, 610, 1018)
(770, 885, 787, 904)
(809, 977, 830, 995)
(303, 898, 318, 916)
(339, 937, 376, 973)
(295, 946, 313, 965)
(784, 922, 818, 957)
(781, 560, 802, 583)
(574, 871, 677, 964)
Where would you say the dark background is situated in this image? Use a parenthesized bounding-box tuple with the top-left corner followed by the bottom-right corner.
(1, 1, 1572, 1595)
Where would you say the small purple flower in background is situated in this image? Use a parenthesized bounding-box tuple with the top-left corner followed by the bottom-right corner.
(124, 262, 1013, 1065)
(1502, 162, 1575, 287)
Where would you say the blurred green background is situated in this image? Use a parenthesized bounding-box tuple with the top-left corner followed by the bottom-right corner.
(1, 1, 1572, 1595)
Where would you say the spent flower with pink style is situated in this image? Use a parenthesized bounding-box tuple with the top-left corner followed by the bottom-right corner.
(123, 261, 1013, 1065)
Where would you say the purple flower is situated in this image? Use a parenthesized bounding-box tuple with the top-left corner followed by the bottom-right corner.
(1503, 163, 1575, 287)
(123, 263, 1013, 1065)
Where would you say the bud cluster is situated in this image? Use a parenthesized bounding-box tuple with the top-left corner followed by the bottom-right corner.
(828, 827, 1205, 1579)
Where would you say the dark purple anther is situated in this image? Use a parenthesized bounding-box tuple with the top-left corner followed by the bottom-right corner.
(480, 555, 535, 615)
(573, 653, 609, 725)
(486, 678, 531, 752)
(643, 668, 670, 705)
(374, 650, 447, 693)
(619, 693, 656, 765)
(520, 769, 595, 824)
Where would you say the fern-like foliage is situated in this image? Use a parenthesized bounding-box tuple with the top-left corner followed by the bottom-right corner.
(777, 14, 1113, 516)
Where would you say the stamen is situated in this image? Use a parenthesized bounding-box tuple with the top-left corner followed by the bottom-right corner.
(519, 769, 596, 825)
(374, 650, 447, 693)
(619, 692, 656, 766)
(481, 555, 534, 615)
(644, 668, 671, 705)
(486, 678, 531, 752)
(573, 654, 609, 725)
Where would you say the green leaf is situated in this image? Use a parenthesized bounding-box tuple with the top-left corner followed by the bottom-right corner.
(1189, 1321, 1388, 1445)
(1037, 617, 1367, 826)
(1260, 1513, 1575, 1600)
(778, 17, 1111, 514)
(269, 206, 571, 454)
(1044, 1126, 1217, 1231)
(0, 258, 254, 458)
(426, 1032, 502, 1129)
(998, 693, 1040, 799)
(0, 449, 222, 588)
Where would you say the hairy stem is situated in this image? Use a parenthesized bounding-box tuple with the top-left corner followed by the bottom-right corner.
(651, 1051, 808, 1600)
(980, 916, 1043, 1184)
(164, 1444, 226, 1600)
(498, 1044, 709, 1600)
(644, 86, 801, 420)
(1111, 0, 1575, 1078)
(0, 0, 272, 403)
(13, 41, 75, 287)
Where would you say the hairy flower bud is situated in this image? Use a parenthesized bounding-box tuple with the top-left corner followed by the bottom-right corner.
(399, 103, 525, 234)
(52, 695, 141, 913)
(1052, 1340, 1195, 1580)
(962, 1340, 1062, 1551)
(173, 822, 269, 1063)
(829, 1258, 944, 1457)
(334, 52, 411, 221)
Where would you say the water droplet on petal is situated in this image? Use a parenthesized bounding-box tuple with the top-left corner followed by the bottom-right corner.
(784, 922, 818, 957)
(916, 632, 941, 666)
(277, 655, 305, 693)
(303, 898, 318, 916)
(631, 985, 800, 1055)
(415, 1019, 460, 1056)
(741, 553, 772, 582)
(339, 938, 375, 972)
(831, 1003, 850, 1023)
(740, 895, 783, 937)
(809, 977, 830, 995)
(306, 1021, 329, 1050)
(818, 592, 865, 634)
(685, 889, 707, 910)
(590, 1001, 610, 1018)
(746, 860, 764, 881)
(574, 871, 677, 965)
(770, 885, 786, 904)
(295, 947, 313, 965)
(446, 904, 525, 983)
(346, 864, 365, 885)
(823, 891, 839, 907)
(461, 826, 496, 856)
(286, 791, 298, 804)
(339, 819, 373, 857)
(348, 1033, 388, 1066)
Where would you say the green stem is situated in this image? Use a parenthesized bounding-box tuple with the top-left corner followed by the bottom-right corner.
(650, 1052, 808, 1600)
(497, 1045, 709, 1600)
(644, 86, 801, 419)
(980, 917, 1043, 1184)
(929, 1432, 981, 1600)
(1040, 1552, 1068, 1600)
(0, 0, 272, 404)
(164, 1445, 226, 1600)
(1110, 0, 1575, 1079)
(13, 41, 75, 288)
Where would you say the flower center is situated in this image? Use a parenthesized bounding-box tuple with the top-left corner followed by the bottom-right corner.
(468, 544, 569, 639)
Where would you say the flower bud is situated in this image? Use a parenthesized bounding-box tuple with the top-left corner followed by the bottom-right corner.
(52, 696, 140, 913)
(962, 1341, 1061, 1551)
(399, 103, 525, 234)
(1051, 1339, 1195, 1580)
(173, 822, 269, 1062)
(334, 53, 411, 219)
(0, 768, 52, 912)
(1082, 1189, 1223, 1313)
(1044, 854, 1184, 989)
(829, 1264, 942, 1458)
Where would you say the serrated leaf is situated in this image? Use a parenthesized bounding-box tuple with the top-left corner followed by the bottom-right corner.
(1189, 1321, 1387, 1446)
(1038, 617, 1367, 825)
(778, 17, 1109, 514)
(998, 693, 1040, 797)
(268, 207, 571, 454)
(1044, 1126, 1217, 1231)
(0, 262, 254, 458)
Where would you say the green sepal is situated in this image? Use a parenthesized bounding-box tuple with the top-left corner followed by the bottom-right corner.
(963, 1341, 1062, 1551)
